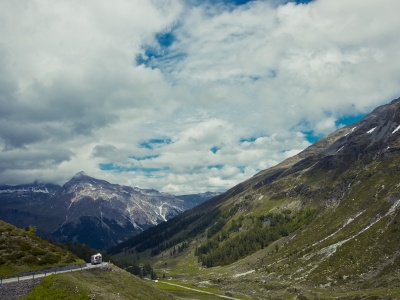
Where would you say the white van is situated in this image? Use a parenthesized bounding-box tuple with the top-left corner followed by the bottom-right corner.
(91, 253, 102, 265)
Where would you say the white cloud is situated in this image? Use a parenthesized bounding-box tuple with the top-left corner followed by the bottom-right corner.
(314, 117, 337, 136)
(0, 0, 400, 194)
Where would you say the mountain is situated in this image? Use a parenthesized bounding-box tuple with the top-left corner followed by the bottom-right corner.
(109, 97, 400, 298)
(176, 191, 222, 206)
(0, 183, 60, 234)
(0, 172, 194, 250)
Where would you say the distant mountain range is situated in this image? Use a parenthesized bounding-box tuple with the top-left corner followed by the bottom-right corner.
(176, 191, 221, 206)
(109, 97, 400, 298)
(0, 172, 219, 250)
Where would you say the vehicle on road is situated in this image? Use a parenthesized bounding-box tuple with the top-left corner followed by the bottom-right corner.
(91, 253, 102, 265)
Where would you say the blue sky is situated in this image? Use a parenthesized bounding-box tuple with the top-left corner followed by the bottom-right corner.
(0, 0, 399, 194)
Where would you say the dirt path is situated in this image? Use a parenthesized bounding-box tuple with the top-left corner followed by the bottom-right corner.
(156, 281, 241, 300)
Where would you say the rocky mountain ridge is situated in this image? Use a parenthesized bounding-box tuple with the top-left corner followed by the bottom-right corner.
(0, 173, 217, 250)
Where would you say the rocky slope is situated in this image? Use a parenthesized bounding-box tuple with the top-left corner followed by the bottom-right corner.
(0, 173, 210, 250)
(110, 97, 400, 299)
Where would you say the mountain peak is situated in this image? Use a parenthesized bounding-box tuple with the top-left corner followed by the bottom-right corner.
(66, 171, 96, 186)
(72, 171, 88, 179)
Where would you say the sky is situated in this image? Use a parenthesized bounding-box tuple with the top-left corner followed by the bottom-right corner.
(1, 0, 400, 194)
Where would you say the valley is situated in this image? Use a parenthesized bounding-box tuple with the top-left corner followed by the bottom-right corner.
(109, 97, 400, 299)
(2, 0, 400, 298)
(1, 98, 400, 299)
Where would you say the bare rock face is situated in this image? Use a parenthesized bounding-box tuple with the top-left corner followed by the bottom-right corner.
(0, 173, 213, 250)
(47, 172, 191, 249)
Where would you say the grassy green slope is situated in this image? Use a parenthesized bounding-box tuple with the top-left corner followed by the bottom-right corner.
(205, 152, 400, 298)
(110, 98, 400, 299)
(0, 220, 175, 299)
(22, 264, 175, 300)
(0, 220, 83, 276)
(139, 149, 400, 299)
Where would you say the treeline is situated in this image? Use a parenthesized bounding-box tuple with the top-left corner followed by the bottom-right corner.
(58, 241, 112, 263)
(148, 211, 220, 256)
(117, 261, 157, 280)
(108, 212, 201, 254)
(108, 210, 221, 257)
(108, 194, 240, 258)
(196, 209, 317, 267)
(147, 203, 244, 257)
(150, 240, 189, 256)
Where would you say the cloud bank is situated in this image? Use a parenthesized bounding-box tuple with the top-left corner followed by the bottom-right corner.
(1, 0, 399, 194)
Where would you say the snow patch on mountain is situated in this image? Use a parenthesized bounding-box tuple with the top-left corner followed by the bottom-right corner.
(0, 187, 51, 194)
(392, 125, 400, 134)
(367, 126, 377, 134)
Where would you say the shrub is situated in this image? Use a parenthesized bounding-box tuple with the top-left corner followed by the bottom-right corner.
(30, 247, 46, 256)
(63, 252, 76, 263)
(5, 251, 24, 260)
(20, 241, 32, 251)
(41, 253, 59, 265)
(23, 255, 38, 264)
(24, 225, 36, 236)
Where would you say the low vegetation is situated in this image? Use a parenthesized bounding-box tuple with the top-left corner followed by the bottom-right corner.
(22, 264, 175, 300)
(0, 220, 83, 276)
(149, 280, 249, 300)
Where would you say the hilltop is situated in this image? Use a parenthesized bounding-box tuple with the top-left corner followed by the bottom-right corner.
(0, 220, 82, 277)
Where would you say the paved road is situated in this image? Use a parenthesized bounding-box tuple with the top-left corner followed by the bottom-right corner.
(156, 281, 241, 300)
(0, 263, 106, 285)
